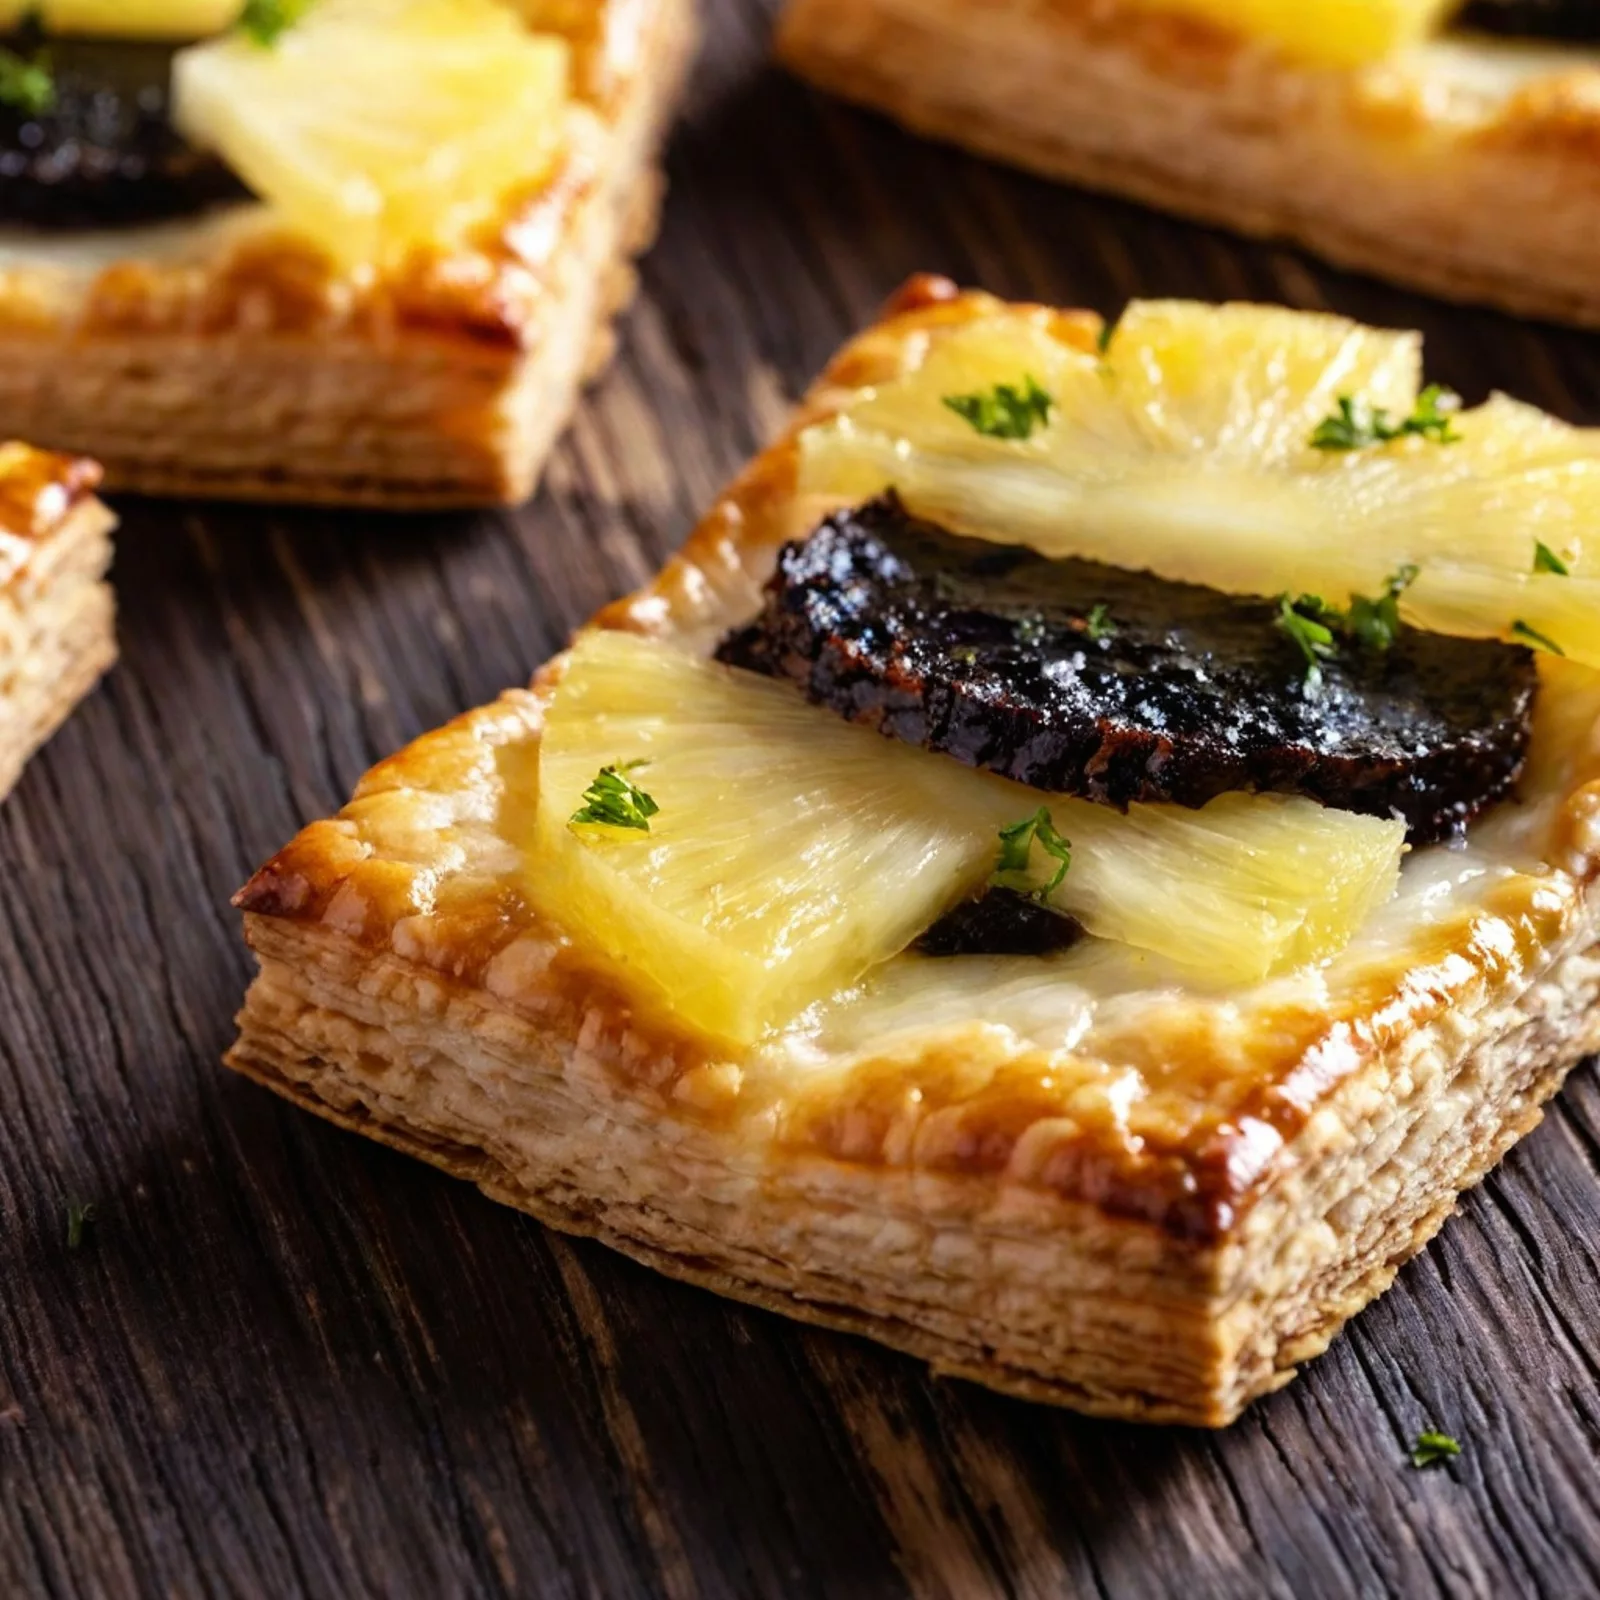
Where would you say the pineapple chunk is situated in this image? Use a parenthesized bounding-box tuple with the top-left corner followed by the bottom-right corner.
(1124, 0, 1454, 69)
(0, 0, 243, 32)
(172, 0, 570, 269)
(533, 632, 1010, 1045)
(530, 631, 1406, 1044)
(1032, 793, 1404, 983)
(798, 301, 1600, 668)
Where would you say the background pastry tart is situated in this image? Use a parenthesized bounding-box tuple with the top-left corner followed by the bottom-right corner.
(0, 440, 115, 801)
(0, 0, 696, 507)
(776, 0, 1600, 330)
(226, 278, 1600, 1425)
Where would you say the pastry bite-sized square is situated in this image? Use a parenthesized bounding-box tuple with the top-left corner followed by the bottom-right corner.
(778, 0, 1600, 329)
(0, 443, 116, 801)
(228, 278, 1600, 1424)
(0, 0, 695, 507)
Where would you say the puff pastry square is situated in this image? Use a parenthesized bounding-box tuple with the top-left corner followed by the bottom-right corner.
(227, 280, 1600, 1425)
(0, 0, 695, 509)
(777, 0, 1600, 329)
(0, 445, 116, 802)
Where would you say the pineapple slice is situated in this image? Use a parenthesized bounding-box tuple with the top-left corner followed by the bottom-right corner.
(1124, 0, 1454, 69)
(532, 632, 1011, 1045)
(1031, 793, 1404, 983)
(172, 0, 570, 269)
(0, 0, 243, 33)
(797, 301, 1600, 668)
(530, 631, 1407, 1045)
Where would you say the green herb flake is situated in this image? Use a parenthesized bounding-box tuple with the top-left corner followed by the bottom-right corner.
(1344, 563, 1419, 653)
(1276, 565, 1421, 689)
(1311, 384, 1462, 452)
(66, 1201, 98, 1253)
(240, 0, 313, 46)
(569, 761, 659, 833)
(1085, 602, 1115, 641)
(1511, 619, 1566, 657)
(942, 374, 1054, 441)
(0, 47, 54, 116)
(1275, 594, 1341, 691)
(993, 807, 1073, 900)
(1533, 541, 1571, 577)
(1409, 1430, 1463, 1471)
(1013, 615, 1046, 648)
(1096, 319, 1116, 355)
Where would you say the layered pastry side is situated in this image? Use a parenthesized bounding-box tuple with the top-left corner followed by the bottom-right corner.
(0, 441, 115, 800)
(776, 0, 1600, 329)
(226, 282, 1600, 1424)
(0, 0, 697, 506)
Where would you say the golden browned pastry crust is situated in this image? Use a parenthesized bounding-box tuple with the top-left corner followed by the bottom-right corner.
(777, 0, 1600, 329)
(0, 444, 116, 801)
(227, 280, 1600, 1423)
(0, 0, 695, 508)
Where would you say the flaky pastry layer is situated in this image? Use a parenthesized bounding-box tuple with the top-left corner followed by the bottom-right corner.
(229, 280, 1600, 1421)
(777, 0, 1600, 328)
(0, 0, 695, 507)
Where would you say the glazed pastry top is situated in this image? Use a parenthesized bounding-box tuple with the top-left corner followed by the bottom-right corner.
(235, 282, 1600, 1241)
(0, 441, 103, 587)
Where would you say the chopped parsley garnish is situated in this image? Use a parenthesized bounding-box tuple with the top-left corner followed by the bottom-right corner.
(1096, 319, 1116, 355)
(1275, 594, 1341, 691)
(1409, 1430, 1463, 1470)
(1085, 602, 1115, 641)
(240, 0, 313, 45)
(1533, 541, 1571, 577)
(569, 761, 659, 832)
(1311, 385, 1462, 452)
(1275, 566, 1420, 689)
(993, 807, 1073, 900)
(66, 1201, 97, 1252)
(0, 47, 54, 116)
(942, 375, 1053, 441)
(1344, 562, 1419, 653)
(1511, 619, 1565, 657)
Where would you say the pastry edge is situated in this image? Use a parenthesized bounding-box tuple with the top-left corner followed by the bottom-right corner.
(776, 0, 1600, 329)
(227, 908, 1600, 1424)
(0, 0, 695, 509)
(0, 470, 117, 802)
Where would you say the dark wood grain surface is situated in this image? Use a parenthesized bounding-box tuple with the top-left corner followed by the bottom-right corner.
(4, 4, 1600, 1596)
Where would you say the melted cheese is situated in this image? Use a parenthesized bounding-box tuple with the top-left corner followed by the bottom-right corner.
(1416, 34, 1600, 104)
(0, 208, 260, 277)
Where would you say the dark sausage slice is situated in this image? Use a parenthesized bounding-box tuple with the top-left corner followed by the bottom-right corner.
(1457, 1, 1600, 40)
(0, 31, 244, 227)
(916, 891, 1083, 958)
(717, 495, 1538, 844)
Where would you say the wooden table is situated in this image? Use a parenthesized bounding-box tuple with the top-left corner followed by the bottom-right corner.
(4, 4, 1599, 1595)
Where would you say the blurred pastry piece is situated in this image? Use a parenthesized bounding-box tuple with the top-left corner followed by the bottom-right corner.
(0, 0, 696, 507)
(777, 0, 1600, 327)
(0, 444, 115, 800)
